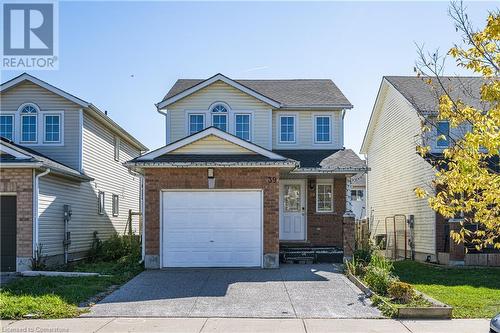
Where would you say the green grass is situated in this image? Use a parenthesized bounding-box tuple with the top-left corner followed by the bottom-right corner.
(393, 260, 500, 318)
(0, 258, 142, 319)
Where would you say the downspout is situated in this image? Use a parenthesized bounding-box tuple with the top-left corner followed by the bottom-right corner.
(33, 168, 51, 259)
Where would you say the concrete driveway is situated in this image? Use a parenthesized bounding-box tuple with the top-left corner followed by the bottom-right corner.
(87, 264, 381, 319)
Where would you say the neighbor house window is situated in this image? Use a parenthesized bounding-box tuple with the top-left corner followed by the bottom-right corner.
(436, 121, 450, 147)
(114, 136, 120, 161)
(316, 181, 333, 212)
(112, 194, 119, 217)
(21, 104, 38, 143)
(351, 189, 364, 201)
(98, 191, 105, 215)
(315, 116, 331, 143)
(44, 115, 61, 143)
(279, 116, 295, 143)
(235, 114, 251, 141)
(189, 114, 204, 135)
(211, 104, 228, 131)
(0, 115, 14, 140)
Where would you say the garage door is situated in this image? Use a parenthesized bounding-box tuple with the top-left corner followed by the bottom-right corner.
(1, 195, 17, 272)
(162, 190, 262, 268)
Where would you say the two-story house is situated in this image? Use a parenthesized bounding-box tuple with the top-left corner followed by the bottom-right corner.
(360, 76, 485, 265)
(0, 73, 147, 272)
(126, 73, 366, 269)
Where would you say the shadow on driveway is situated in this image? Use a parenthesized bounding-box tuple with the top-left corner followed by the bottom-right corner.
(86, 264, 382, 319)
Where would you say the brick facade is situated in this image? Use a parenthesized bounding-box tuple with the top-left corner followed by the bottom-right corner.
(144, 167, 280, 267)
(305, 177, 346, 247)
(0, 168, 33, 265)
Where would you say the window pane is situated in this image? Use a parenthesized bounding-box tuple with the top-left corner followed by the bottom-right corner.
(437, 121, 449, 147)
(45, 115, 60, 142)
(317, 184, 333, 212)
(112, 194, 119, 216)
(280, 116, 295, 142)
(284, 185, 300, 212)
(351, 189, 357, 201)
(98, 192, 105, 215)
(0, 115, 14, 140)
(189, 114, 204, 135)
(213, 114, 227, 131)
(316, 116, 330, 142)
(235, 114, 250, 140)
(22, 115, 37, 142)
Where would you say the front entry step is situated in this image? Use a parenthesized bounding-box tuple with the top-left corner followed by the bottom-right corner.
(279, 246, 343, 264)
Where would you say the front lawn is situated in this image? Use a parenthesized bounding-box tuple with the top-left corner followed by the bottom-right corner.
(0, 235, 143, 319)
(393, 260, 500, 318)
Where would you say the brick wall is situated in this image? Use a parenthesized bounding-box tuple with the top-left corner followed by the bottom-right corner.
(144, 167, 280, 258)
(0, 168, 33, 258)
(306, 177, 345, 247)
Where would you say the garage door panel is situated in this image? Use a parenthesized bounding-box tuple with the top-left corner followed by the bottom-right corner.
(162, 191, 262, 268)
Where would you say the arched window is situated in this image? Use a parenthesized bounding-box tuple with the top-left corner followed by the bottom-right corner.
(211, 103, 228, 131)
(20, 103, 39, 143)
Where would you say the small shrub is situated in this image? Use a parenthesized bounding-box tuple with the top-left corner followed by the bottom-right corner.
(31, 245, 47, 271)
(364, 266, 397, 295)
(353, 248, 371, 265)
(88, 233, 141, 263)
(345, 257, 366, 277)
(388, 281, 415, 303)
(368, 252, 393, 271)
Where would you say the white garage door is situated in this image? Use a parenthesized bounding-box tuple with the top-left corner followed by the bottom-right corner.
(162, 190, 262, 268)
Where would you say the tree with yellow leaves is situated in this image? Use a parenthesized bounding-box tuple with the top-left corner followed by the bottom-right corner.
(414, 1, 499, 251)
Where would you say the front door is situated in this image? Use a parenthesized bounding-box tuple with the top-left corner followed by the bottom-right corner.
(279, 180, 306, 241)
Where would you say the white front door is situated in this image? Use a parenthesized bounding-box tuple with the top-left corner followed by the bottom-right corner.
(162, 190, 263, 268)
(279, 180, 306, 241)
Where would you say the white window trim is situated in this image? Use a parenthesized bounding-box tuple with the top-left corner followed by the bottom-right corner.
(0, 114, 15, 141)
(233, 112, 252, 141)
(114, 136, 120, 161)
(278, 114, 297, 144)
(112, 194, 119, 217)
(20, 114, 38, 144)
(187, 113, 206, 136)
(316, 179, 334, 213)
(313, 115, 332, 144)
(210, 102, 230, 131)
(98, 191, 105, 215)
(43, 113, 64, 144)
(436, 120, 450, 148)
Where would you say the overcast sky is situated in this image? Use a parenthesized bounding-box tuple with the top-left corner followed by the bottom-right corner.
(1, 1, 496, 154)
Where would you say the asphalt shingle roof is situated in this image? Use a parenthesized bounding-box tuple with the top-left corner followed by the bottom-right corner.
(163, 79, 353, 108)
(384, 76, 489, 114)
(149, 154, 282, 163)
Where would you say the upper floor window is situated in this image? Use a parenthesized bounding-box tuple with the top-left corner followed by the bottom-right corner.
(279, 115, 296, 143)
(235, 114, 251, 141)
(44, 115, 61, 143)
(20, 104, 38, 143)
(189, 114, 205, 135)
(211, 104, 228, 131)
(351, 189, 364, 201)
(315, 116, 331, 143)
(436, 121, 450, 147)
(0, 115, 14, 140)
(114, 136, 120, 161)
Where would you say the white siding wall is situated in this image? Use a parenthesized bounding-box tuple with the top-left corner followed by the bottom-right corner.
(272, 110, 343, 150)
(167, 81, 272, 149)
(0, 81, 81, 169)
(365, 82, 437, 258)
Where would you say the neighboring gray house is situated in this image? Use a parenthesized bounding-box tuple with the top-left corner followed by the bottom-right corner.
(350, 173, 366, 221)
(0, 73, 147, 272)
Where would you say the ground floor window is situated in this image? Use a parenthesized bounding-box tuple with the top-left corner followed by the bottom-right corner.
(316, 180, 333, 212)
(98, 191, 105, 215)
(351, 189, 364, 201)
(112, 194, 119, 216)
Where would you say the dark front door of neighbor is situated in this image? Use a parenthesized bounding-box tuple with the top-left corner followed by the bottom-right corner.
(1, 195, 17, 272)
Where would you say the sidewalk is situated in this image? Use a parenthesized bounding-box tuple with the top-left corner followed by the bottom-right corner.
(0, 318, 491, 333)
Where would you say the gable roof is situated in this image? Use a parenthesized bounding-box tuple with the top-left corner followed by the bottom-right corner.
(0, 137, 92, 182)
(159, 73, 353, 110)
(384, 76, 487, 114)
(130, 127, 293, 165)
(0, 73, 148, 151)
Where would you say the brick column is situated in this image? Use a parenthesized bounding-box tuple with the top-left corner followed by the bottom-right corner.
(448, 220, 465, 265)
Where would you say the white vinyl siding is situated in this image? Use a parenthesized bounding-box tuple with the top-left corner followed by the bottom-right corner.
(364, 82, 436, 258)
(0, 81, 81, 169)
(273, 110, 343, 149)
(167, 81, 272, 149)
(171, 135, 254, 154)
(82, 113, 141, 248)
